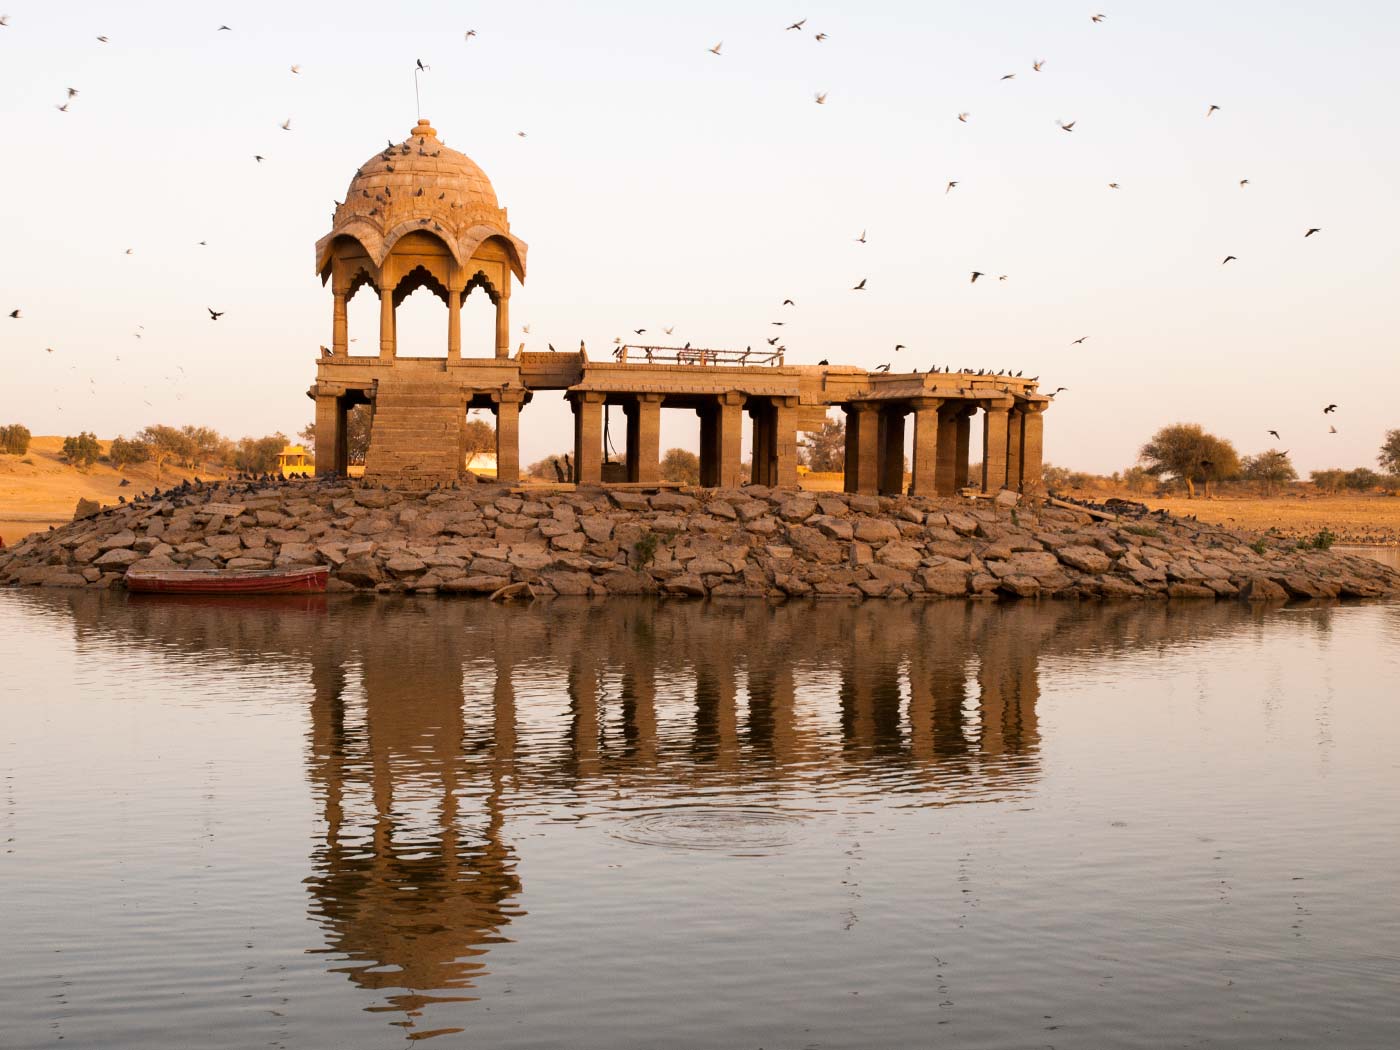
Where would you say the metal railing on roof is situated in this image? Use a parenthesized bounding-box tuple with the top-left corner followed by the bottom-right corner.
(612, 344, 784, 367)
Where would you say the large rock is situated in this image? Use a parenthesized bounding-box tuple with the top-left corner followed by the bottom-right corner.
(337, 556, 383, 587)
(920, 563, 971, 596)
(441, 574, 509, 594)
(97, 530, 137, 552)
(541, 570, 592, 596)
(1057, 545, 1111, 574)
(778, 497, 817, 522)
(853, 518, 900, 544)
(665, 574, 707, 597)
(1238, 576, 1288, 602)
(651, 492, 697, 512)
(94, 547, 142, 567)
(875, 542, 923, 571)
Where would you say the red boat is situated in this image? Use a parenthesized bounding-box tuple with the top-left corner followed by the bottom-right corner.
(124, 565, 330, 595)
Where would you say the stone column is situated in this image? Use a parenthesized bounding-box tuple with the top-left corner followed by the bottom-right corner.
(332, 291, 348, 356)
(879, 407, 906, 495)
(571, 392, 605, 484)
(954, 408, 972, 490)
(934, 404, 960, 495)
(629, 394, 662, 483)
(981, 400, 1012, 493)
(314, 392, 342, 476)
(1019, 403, 1047, 494)
(378, 287, 395, 360)
(844, 403, 880, 495)
(715, 392, 746, 489)
(494, 391, 524, 485)
(447, 289, 462, 363)
(698, 405, 718, 487)
(748, 403, 774, 486)
(495, 291, 510, 359)
(772, 396, 800, 489)
(1005, 408, 1024, 493)
(909, 398, 943, 496)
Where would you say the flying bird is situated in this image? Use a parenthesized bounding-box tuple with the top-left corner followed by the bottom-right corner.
(1091, 13, 1106, 22)
(207, 307, 224, 320)
(281, 118, 291, 130)
(633, 328, 646, 334)
(1052, 386, 1068, 394)
(970, 271, 984, 283)
(1323, 404, 1337, 413)
(97, 35, 108, 42)
(124, 248, 133, 255)
(254, 155, 265, 162)
(814, 91, 827, 104)
(957, 112, 970, 123)
(855, 230, 866, 243)
(67, 87, 79, 99)
(787, 19, 806, 30)
(664, 325, 675, 334)
(783, 298, 796, 305)
(1268, 430, 1281, 439)
(1071, 336, 1088, 344)
(875, 363, 890, 372)
(1222, 255, 1237, 264)
(55, 103, 69, 113)
(1329, 425, 1338, 434)
(522, 324, 531, 333)
(1033, 59, 1045, 71)
(852, 278, 867, 290)
(218, 25, 231, 31)
(516, 131, 527, 137)
(416, 59, 429, 71)
(894, 344, 906, 352)
(814, 32, 828, 41)
(8, 309, 19, 319)
(1239, 179, 1250, 187)
(1207, 105, 1220, 116)
(290, 65, 301, 74)
(1108, 182, 1120, 189)
(998, 274, 1008, 281)
(945, 181, 958, 194)
(767, 336, 781, 345)
(1057, 120, 1076, 132)
(1305, 228, 1321, 237)
(465, 29, 477, 40)
(1000, 73, 1016, 80)
(709, 41, 723, 55)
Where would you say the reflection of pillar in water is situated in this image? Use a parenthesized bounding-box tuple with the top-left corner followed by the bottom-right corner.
(974, 614, 1042, 762)
(567, 652, 602, 779)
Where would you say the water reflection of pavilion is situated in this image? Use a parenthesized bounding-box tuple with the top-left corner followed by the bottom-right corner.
(35, 592, 1264, 1040)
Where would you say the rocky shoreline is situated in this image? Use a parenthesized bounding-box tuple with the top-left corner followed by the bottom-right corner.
(2, 478, 1397, 602)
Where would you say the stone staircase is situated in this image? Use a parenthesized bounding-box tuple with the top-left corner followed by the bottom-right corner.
(361, 377, 463, 487)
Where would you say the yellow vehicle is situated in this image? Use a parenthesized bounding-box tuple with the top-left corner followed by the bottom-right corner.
(277, 444, 314, 479)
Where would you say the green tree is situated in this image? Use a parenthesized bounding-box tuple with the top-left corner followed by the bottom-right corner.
(660, 447, 700, 485)
(61, 431, 101, 471)
(0, 423, 31, 455)
(526, 452, 573, 481)
(1310, 468, 1346, 494)
(1240, 449, 1298, 495)
(232, 433, 288, 474)
(800, 418, 845, 473)
(138, 425, 194, 481)
(300, 405, 374, 465)
(1138, 423, 1241, 498)
(463, 417, 496, 468)
(1379, 429, 1400, 475)
(1343, 467, 1381, 492)
(180, 425, 227, 471)
(108, 435, 150, 470)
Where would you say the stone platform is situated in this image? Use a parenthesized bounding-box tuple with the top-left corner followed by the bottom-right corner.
(3, 480, 1397, 603)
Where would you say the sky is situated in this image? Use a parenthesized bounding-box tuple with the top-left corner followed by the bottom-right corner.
(2, 0, 1398, 474)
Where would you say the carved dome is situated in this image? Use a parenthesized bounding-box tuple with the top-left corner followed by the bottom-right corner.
(315, 118, 526, 281)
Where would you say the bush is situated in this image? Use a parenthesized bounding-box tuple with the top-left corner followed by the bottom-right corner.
(0, 423, 31, 455)
(660, 448, 700, 485)
(632, 531, 661, 567)
(231, 433, 288, 474)
(62, 431, 102, 471)
(108, 435, 150, 470)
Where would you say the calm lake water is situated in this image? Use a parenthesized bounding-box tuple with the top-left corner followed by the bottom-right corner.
(2, 593, 1399, 1049)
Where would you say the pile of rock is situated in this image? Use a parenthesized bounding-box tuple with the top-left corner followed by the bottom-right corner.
(2, 479, 1397, 602)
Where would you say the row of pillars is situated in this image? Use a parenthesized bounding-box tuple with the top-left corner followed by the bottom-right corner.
(568, 392, 801, 488)
(843, 397, 1045, 497)
(330, 283, 510, 362)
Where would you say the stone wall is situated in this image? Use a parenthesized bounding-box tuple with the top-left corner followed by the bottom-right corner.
(2, 480, 1396, 602)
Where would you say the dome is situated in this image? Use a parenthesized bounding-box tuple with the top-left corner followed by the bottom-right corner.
(315, 118, 526, 281)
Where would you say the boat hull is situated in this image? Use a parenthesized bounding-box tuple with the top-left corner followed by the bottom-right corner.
(124, 566, 330, 595)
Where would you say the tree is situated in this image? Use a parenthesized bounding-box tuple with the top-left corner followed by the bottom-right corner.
(180, 425, 226, 471)
(463, 417, 496, 468)
(0, 423, 31, 455)
(1240, 448, 1298, 495)
(1138, 423, 1241, 498)
(526, 453, 572, 481)
(1379, 429, 1400, 475)
(660, 447, 700, 485)
(300, 405, 373, 465)
(138, 425, 194, 481)
(1343, 467, 1381, 492)
(62, 432, 101, 471)
(108, 435, 150, 471)
(800, 418, 845, 473)
(232, 433, 288, 474)
(1310, 468, 1346, 494)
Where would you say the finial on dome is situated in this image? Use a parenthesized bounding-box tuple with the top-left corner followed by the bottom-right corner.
(412, 118, 437, 139)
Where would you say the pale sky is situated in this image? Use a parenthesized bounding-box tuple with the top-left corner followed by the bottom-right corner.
(2, 0, 1397, 473)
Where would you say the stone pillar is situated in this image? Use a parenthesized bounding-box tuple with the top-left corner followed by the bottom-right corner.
(772, 397, 800, 489)
(495, 291, 510, 359)
(981, 401, 1012, 493)
(879, 407, 906, 496)
(571, 392, 605, 484)
(715, 393, 746, 489)
(1020, 404, 1047, 494)
(378, 287, 395, 360)
(447, 289, 462, 363)
(954, 408, 972, 490)
(909, 398, 943, 496)
(698, 405, 718, 487)
(494, 391, 523, 485)
(627, 394, 662, 483)
(934, 403, 960, 495)
(314, 393, 343, 476)
(843, 403, 880, 495)
(332, 291, 347, 356)
(749, 403, 773, 486)
(1005, 409, 1023, 493)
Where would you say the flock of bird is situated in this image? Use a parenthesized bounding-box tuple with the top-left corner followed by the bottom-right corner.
(2, 12, 1343, 446)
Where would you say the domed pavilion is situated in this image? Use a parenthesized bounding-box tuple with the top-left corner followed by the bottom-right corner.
(308, 120, 1052, 495)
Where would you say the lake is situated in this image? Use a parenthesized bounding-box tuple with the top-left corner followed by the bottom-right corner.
(2, 592, 1398, 1049)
